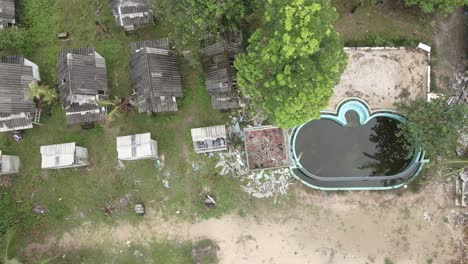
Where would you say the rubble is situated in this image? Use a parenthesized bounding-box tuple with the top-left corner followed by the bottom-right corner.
(241, 168, 293, 199)
(212, 112, 294, 199)
(455, 169, 467, 207)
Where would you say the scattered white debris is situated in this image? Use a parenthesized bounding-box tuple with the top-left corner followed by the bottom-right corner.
(455, 169, 467, 207)
(423, 212, 432, 223)
(241, 168, 293, 199)
(116, 159, 126, 170)
(162, 180, 170, 189)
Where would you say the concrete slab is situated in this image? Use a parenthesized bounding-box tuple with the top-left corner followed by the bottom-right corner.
(327, 48, 429, 111)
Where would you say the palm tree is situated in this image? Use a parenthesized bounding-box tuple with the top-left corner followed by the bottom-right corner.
(28, 83, 58, 111)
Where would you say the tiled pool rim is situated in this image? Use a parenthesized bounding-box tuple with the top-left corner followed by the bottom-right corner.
(289, 97, 429, 191)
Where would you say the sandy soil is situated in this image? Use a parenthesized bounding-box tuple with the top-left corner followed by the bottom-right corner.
(27, 179, 466, 264)
(328, 48, 428, 111)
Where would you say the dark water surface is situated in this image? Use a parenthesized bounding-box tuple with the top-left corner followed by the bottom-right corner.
(294, 112, 414, 178)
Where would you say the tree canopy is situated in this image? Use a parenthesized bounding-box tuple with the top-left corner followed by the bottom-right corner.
(152, 0, 250, 50)
(234, 0, 347, 128)
(404, 0, 468, 14)
(396, 97, 468, 159)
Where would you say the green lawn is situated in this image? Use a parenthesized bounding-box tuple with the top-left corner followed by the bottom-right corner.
(333, 0, 433, 45)
(0, 0, 437, 262)
(0, 0, 252, 259)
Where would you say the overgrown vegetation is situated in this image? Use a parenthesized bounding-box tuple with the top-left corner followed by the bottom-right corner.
(235, 0, 347, 128)
(396, 96, 468, 159)
(152, 0, 252, 51)
(404, 0, 468, 14)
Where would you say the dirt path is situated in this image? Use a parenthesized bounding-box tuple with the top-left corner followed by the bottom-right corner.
(27, 180, 466, 264)
(433, 8, 467, 90)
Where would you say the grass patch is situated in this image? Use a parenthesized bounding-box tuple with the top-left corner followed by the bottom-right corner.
(49, 240, 194, 264)
(333, 1, 433, 45)
(0, 0, 251, 257)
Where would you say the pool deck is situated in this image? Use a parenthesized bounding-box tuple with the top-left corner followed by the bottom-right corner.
(326, 48, 429, 111)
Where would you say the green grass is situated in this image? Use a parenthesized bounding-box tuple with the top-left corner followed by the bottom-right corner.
(333, 0, 433, 45)
(48, 240, 194, 264)
(0, 0, 252, 259)
(0, 0, 439, 261)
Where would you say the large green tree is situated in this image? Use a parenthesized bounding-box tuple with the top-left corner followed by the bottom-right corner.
(404, 0, 468, 14)
(396, 97, 468, 159)
(235, 0, 347, 128)
(152, 0, 249, 50)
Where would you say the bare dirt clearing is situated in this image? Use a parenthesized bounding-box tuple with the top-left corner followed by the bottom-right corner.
(328, 48, 428, 111)
(28, 180, 465, 264)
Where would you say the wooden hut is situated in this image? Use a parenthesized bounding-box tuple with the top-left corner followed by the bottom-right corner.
(0, 151, 20, 175)
(116, 133, 158, 160)
(0, 0, 16, 29)
(108, 0, 153, 32)
(0, 55, 41, 133)
(57, 47, 109, 126)
(202, 40, 244, 110)
(191, 125, 227, 153)
(130, 39, 183, 113)
(40, 143, 89, 169)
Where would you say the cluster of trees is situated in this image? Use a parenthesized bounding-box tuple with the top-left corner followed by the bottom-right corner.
(152, 0, 252, 50)
(235, 0, 347, 128)
(396, 97, 467, 160)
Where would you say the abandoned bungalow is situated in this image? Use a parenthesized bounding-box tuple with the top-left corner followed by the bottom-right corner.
(130, 39, 183, 113)
(57, 47, 109, 126)
(40, 142, 89, 169)
(0, 0, 16, 29)
(201, 40, 244, 110)
(109, 0, 153, 32)
(0, 55, 41, 133)
(116, 132, 158, 160)
(0, 151, 20, 176)
(191, 125, 228, 153)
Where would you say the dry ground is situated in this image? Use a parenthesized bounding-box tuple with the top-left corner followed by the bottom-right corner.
(327, 48, 429, 111)
(27, 179, 466, 264)
(433, 8, 468, 90)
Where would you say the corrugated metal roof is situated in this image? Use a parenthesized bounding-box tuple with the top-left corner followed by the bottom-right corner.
(0, 151, 20, 175)
(0, 112, 33, 132)
(130, 39, 183, 113)
(116, 133, 157, 160)
(191, 125, 226, 141)
(40, 142, 76, 169)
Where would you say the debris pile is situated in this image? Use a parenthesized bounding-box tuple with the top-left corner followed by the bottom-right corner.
(455, 169, 467, 207)
(215, 150, 248, 177)
(244, 126, 289, 171)
(241, 168, 293, 199)
(448, 71, 468, 106)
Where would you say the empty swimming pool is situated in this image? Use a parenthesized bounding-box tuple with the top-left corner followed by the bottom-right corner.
(290, 98, 427, 190)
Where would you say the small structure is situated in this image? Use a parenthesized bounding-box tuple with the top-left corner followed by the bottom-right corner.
(130, 39, 183, 113)
(201, 40, 244, 110)
(0, 55, 41, 133)
(108, 0, 153, 32)
(191, 125, 227, 153)
(40, 142, 89, 169)
(133, 203, 145, 215)
(244, 126, 289, 171)
(57, 47, 109, 126)
(0, 0, 16, 29)
(0, 151, 20, 175)
(116, 132, 158, 160)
